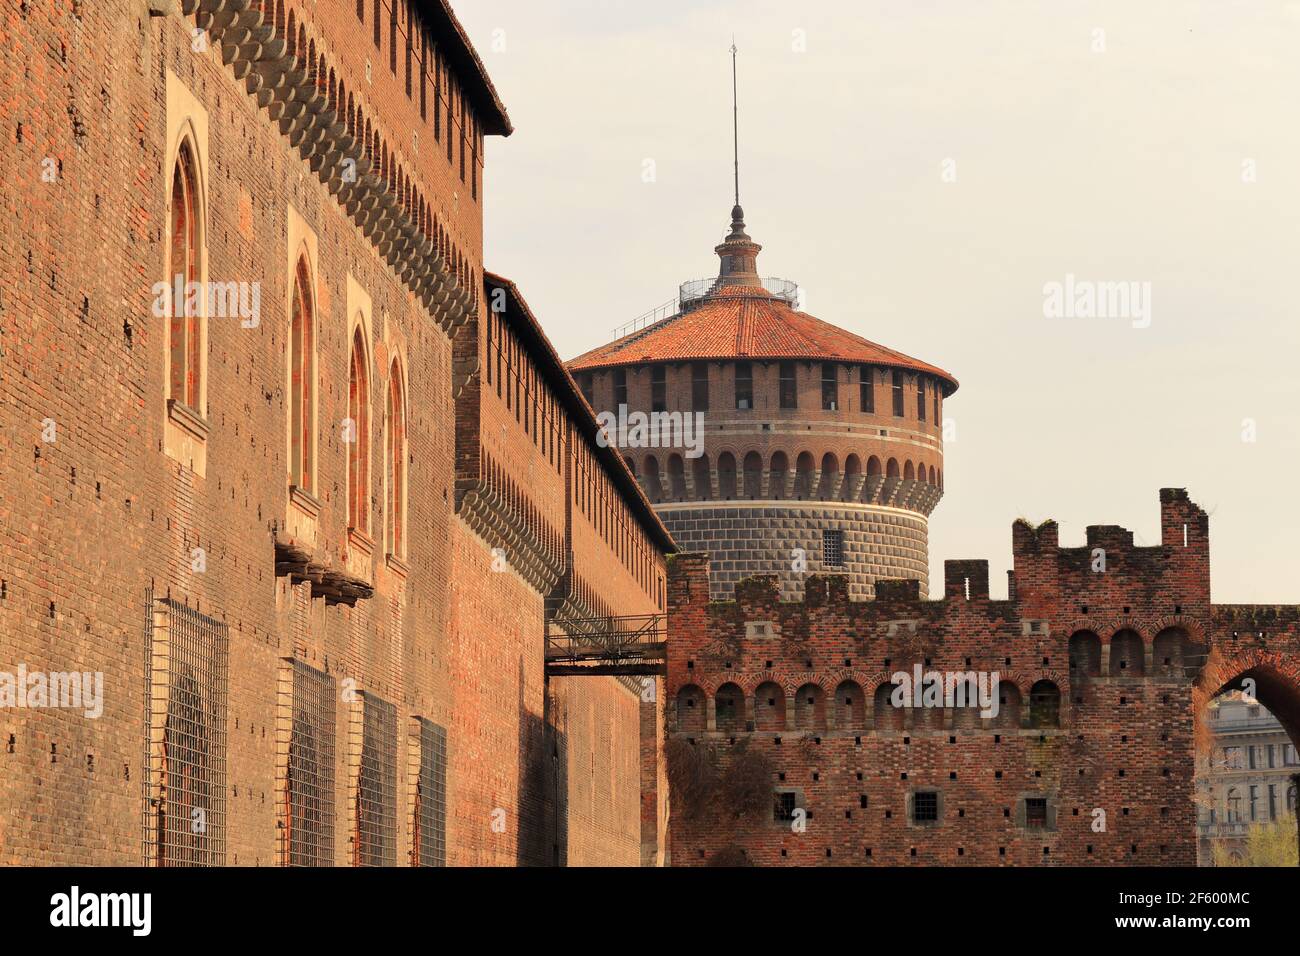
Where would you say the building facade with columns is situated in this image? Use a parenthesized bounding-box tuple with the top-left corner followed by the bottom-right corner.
(568, 204, 957, 602)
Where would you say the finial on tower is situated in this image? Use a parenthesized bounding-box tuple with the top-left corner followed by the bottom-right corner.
(715, 39, 762, 286)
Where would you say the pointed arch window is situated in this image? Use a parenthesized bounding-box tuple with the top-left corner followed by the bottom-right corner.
(168, 141, 202, 412)
(386, 361, 407, 559)
(347, 325, 371, 533)
(289, 257, 316, 494)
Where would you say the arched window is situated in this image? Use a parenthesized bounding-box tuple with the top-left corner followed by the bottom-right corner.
(754, 681, 785, 731)
(1226, 787, 1242, 823)
(717, 452, 737, 499)
(1069, 631, 1102, 678)
(289, 256, 316, 493)
(675, 684, 706, 733)
(794, 451, 815, 498)
(1028, 680, 1061, 728)
(385, 360, 407, 558)
(886, 458, 900, 479)
(1110, 629, 1145, 676)
(874, 681, 904, 731)
(168, 141, 202, 411)
(834, 680, 865, 729)
(347, 326, 370, 533)
(742, 451, 763, 498)
(715, 682, 744, 733)
(667, 454, 687, 500)
(794, 683, 826, 731)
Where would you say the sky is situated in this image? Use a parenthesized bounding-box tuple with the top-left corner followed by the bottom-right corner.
(455, 0, 1300, 604)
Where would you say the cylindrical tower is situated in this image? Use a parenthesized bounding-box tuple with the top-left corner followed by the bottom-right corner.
(568, 205, 957, 600)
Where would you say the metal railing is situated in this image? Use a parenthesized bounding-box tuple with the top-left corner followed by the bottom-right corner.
(609, 277, 802, 340)
(545, 613, 667, 677)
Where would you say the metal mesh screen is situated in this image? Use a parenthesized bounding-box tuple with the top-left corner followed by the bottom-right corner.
(414, 718, 447, 867)
(142, 592, 229, 866)
(287, 660, 336, 866)
(355, 692, 397, 866)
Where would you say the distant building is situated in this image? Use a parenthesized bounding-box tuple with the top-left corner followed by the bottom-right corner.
(1196, 693, 1299, 864)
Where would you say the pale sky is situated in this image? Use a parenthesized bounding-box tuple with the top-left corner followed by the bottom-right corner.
(457, 0, 1300, 604)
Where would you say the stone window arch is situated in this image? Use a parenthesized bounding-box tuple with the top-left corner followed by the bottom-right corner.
(1110, 629, 1145, 676)
(754, 681, 785, 731)
(1069, 631, 1101, 678)
(867, 455, 882, 477)
(1028, 680, 1061, 728)
(886, 457, 900, 479)
(347, 324, 371, 534)
(904, 460, 915, 480)
(675, 684, 706, 733)
(794, 683, 826, 731)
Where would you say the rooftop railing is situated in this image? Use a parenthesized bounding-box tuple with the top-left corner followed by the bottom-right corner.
(609, 276, 801, 340)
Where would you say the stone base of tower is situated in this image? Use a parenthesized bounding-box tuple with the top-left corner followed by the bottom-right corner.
(655, 500, 929, 601)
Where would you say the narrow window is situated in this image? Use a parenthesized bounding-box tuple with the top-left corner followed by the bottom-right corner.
(286, 660, 336, 866)
(612, 368, 627, 409)
(404, 3, 413, 96)
(859, 365, 874, 413)
(822, 529, 844, 567)
(917, 377, 927, 421)
(434, 50, 441, 141)
(357, 0, 364, 23)
(290, 257, 315, 493)
(446, 83, 454, 163)
(347, 326, 370, 533)
(821, 362, 838, 410)
(692, 361, 709, 411)
(577, 372, 594, 407)
(774, 791, 798, 822)
(355, 693, 397, 866)
(734, 361, 753, 409)
(419, 29, 427, 120)
(651, 366, 666, 413)
(933, 387, 939, 423)
(168, 142, 202, 411)
(779, 361, 797, 409)
(389, 0, 397, 73)
(459, 101, 466, 181)
(413, 719, 447, 867)
(386, 361, 407, 558)
(892, 369, 905, 417)
(373, 0, 381, 47)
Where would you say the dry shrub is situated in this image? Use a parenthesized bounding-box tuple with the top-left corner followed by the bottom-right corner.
(665, 735, 718, 822)
(720, 738, 774, 822)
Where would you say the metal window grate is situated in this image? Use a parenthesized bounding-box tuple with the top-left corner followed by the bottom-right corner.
(355, 692, 397, 866)
(414, 718, 447, 867)
(286, 659, 336, 867)
(142, 591, 229, 866)
(1026, 797, 1048, 829)
(913, 790, 938, 823)
(822, 530, 844, 568)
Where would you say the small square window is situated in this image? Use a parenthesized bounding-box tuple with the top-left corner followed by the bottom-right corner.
(1025, 798, 1048, 829)
(774, 791, 798, 822)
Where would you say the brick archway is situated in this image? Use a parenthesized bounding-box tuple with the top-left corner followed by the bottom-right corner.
(1194, 646, 1300, 752)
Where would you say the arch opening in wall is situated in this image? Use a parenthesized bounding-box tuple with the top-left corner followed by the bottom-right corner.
(715, 682, 745, 733)
(993, 682, 1022, 729)
(794, 451, 814, 499)
(874, 681, 904, 732)
(835, 680, 864, 729)
(742, 451, 763, 499)
(717, 452, 737, 499)
(289, 254, 316, 494)
(886, 458, 900, 479)
(642, 454, 663, 504)
(794, 683, 826, 731)
(1028, 680, 1061, 728)
(754, 681, 785, 731)
(167, 137, 204, 414)
(1153, 628, 1189, 677)
(347, 324, 371, 534)
(385, 358, 407, 559)
(866, 455, 882, 478)
(692, 453, 711, 500)
(769, 451, 789, 500)
(1110, 629, 1145, 676)
(1069, 631, 1102, 678)
(667, 454, 687, 501)
(818, 452, 839, 499)
(675, 684, 706, 733)
(842, 454, 862, 502)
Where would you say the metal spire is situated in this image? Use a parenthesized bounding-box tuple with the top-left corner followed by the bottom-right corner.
(730, 39, 740, 208)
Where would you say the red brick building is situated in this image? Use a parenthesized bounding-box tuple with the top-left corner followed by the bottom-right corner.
(666, 489, 1300, 866)
(0, 0, 671, 866)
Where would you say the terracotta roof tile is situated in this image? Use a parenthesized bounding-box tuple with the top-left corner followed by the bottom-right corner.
(568, 286, 958, 394)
